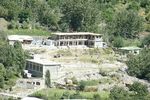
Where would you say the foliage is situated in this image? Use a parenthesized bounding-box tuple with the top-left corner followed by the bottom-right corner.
(0, 31, 26, 89)
(79, 80, 99, 87)
(0, 0, 148, 38)
(70, 91, 84, 99)
(109, 85, 150, 100)
(141, 34, 150, 47)
(112, 36, 124, 48)
(6, 29, 51, 36)
(93, 94, 102, 100)
(71, 77, 78, 84)
(30, 93, 48, 100)
(109, 86, 130, 100)
(45, 70, 51, 88)
(126, 48, 150, 81)
(78, 81, 86, 91)
(60, 0, 101, 32)
(109, 10, 143, 38)
(129, 82, 148, 96)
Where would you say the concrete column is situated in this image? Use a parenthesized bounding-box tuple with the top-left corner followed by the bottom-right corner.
(82, 41, 84, 45)
(77, 41, 79, 46)
(58, 41, 60, 46)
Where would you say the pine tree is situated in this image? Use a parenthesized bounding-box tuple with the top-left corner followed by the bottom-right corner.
(45, 70, 51, 88)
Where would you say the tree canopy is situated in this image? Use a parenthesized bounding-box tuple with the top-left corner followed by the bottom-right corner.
(0, 0, 149, 38)
(0, 31, 27, 89)
(126, 48, 150, 81)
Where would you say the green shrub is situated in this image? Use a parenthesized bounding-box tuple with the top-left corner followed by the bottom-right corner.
(93, 94, 102, 100)
(78, 81, 86, 91)
(71, 77, 78, 84)
(60, 91, 70, 99)
(70, 92, 85, 99)
(112, 36, 124, 48)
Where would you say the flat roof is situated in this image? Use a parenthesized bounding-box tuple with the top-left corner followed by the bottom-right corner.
(52, 32, 102, 36)
(119, 46, 142, 50)
(26, 59, 60, 66)
(8, 35, 33, 41)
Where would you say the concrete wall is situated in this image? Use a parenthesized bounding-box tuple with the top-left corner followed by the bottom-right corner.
(43, 65, 60, 81)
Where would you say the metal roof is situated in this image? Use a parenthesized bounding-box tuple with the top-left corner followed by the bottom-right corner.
(52, 32, 102, 36)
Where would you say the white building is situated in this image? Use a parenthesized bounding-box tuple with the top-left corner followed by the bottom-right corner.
(8, 35, 33, 45)
(48, 32, 106, 48)
(26, 58, 61, 81)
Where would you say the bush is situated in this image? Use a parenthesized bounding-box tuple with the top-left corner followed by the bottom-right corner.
(22, 21, 29, 29)
(60, 91, 70, 99)
(70, 92, 84, 99)
(79, 80, 99, 87)
(93, 94, 102, 100)
(129, 82, 149, 96)
(112, 37, 124, 48)
(71, 77, 78, 84)
(78, 81, 86, 91)
(145, 24, 150, 32)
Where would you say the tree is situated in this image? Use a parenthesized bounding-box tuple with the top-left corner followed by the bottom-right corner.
(45, 70, 51, 88)
(13, 41, 26, 73)
(18, 9, 30, 23)
(0, 63, 5, 89)
(0, 31, 27, 88)
(127, 48, 150, 81)
(110, 10, 143, 38)
(0, 76, 4, 88)
(60, 0, 102, 32)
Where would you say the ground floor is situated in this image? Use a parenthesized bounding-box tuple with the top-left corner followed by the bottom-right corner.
(54, 40, 106, 48)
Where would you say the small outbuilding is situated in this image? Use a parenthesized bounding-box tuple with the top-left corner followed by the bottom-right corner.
(8, 35, 33, 45)
(119, 46, 142, 55)
(26, 57, 61, 81)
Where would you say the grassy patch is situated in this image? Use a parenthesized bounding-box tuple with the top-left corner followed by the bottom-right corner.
(5, 29, 51, 36)
(123, 39, 142, 47)
(79, 80, 100, 86)
(56, 49, 72, 57)
(30, 88, 109, 100)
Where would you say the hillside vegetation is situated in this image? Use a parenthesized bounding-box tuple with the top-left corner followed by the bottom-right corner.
(0, 0, 150, 47)
(0, 0, 150, 35)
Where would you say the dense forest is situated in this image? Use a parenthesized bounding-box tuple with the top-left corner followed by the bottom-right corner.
(0, 0, 150, 33)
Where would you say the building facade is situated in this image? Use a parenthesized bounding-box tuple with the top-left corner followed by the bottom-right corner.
(48, 32, 106, 48)
(26, 58, 61, 81)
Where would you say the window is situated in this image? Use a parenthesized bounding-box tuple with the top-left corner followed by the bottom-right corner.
(36, 82, 40, 85)
(30, 62, 32, 70)
(40, 66, 43, 72)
